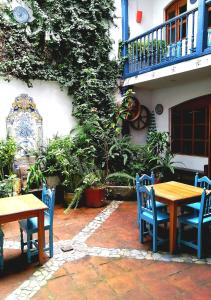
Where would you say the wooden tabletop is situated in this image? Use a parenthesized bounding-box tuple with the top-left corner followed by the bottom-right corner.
(0, 194, 47, 217)
(152, 181, 203, 202)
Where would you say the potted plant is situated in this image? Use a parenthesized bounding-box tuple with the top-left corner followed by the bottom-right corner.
(64, 168, 135, 211)
(0, 174, 17, 198)
(25, 157, 46, 192)
(140, 131, 177, 182)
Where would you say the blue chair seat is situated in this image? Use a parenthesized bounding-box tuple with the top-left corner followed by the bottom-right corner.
(178, 189, 211, 259)
(155, 201, 166, 208)
(19, 214, 50, 233)
(179, 213, 211, 225)
(183, 175, 211, 213)
(141, 210, 169, 223)
(185, 202, 200, 211)
(138, 185, 169, 252)
(19, 186, 55, 263)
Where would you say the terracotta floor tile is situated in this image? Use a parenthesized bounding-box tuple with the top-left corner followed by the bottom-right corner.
(95, 259, 127, 280)
(32, 287, 55, 300)
(2, 202, 211, 300)
(84, 282, 118, 300)
(121, 287, 154, 300)
(144, 279, 183, 300)
(86, 202, 151, 250)
(107, 273, 142, 296)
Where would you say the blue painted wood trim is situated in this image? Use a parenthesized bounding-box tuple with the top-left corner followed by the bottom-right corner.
(123, 50, 211, 79)
(121, 0, 129, 76)
(127, 8, 197, 43)
(196, 0, 207, 53)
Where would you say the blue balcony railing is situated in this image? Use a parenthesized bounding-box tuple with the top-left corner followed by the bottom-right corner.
(123, 0, 211, 78)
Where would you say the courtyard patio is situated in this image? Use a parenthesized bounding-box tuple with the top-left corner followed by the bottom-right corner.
(1, 200, 211, 300)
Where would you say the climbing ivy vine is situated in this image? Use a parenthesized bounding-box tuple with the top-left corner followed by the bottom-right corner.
(0, 0, 119, 122)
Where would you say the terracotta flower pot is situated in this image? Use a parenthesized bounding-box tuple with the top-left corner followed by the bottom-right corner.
(85, 187, 106, 208)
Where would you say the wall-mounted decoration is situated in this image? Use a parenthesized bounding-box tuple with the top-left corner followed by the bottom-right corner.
(13, 6, 29, 23)
(155, 104, 164, 115)
(7, 94, 43, 157)
(125, 96, 150, 130)
(136, 10, 143, 23)
(130, 104, 150, 130)
(136, 0, 143, 23)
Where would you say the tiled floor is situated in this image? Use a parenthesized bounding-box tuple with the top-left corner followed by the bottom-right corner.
(1, 201, 211, 300)
(32, 256, 211, 300)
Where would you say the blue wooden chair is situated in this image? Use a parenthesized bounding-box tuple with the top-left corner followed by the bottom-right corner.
(0, 228, 4, 271)
(42, 183, 48, 202)
(19, 187, 55, 263)
(136, 172, 166, 225)
(138, 185, 169, 252)
(184, 173, 211, 212)
(178, 188, 211, 259)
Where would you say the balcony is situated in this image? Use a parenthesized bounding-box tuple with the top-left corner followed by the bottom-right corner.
(122, 0, 211, 79)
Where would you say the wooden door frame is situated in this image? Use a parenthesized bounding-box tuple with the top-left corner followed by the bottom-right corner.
(165, 0, 187, 43)
(208, 104, 211, 177)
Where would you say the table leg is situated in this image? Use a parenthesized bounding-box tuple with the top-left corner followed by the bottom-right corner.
(169, 203, 178, 254)
(38, 211, 45, 265)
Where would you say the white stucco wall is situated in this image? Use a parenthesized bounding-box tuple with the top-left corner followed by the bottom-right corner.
(0, 79, 76, 140)
(128, 0, 155, 39)
(130, 88, 153, 144)
(110, 0, 122, 59)
(132, 77, 211, 171)
(128, 0, 199, 39)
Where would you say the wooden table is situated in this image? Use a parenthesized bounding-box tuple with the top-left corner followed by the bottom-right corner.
(152, 181, 203, 254)
(0, 194, 47, 265)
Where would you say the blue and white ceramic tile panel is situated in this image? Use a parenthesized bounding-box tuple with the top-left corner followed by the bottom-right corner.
(6, 94, 43, 156)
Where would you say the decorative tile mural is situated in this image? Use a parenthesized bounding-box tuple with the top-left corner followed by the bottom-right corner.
(6, 94, 43, 156)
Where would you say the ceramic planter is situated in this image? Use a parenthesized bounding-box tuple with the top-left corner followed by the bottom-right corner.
(85, 187, 107, 208)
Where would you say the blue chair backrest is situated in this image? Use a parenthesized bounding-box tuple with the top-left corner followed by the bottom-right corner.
(136, 173, 154, 215)
(136, 172, 155, 187)
(0, 228, 3, 244)
(139, 185, 157, 221)
(194, 173, 211, 189)
(42, 188, 55, 226)
(42, 183, 48, 202)
(199, 189, 211, 224)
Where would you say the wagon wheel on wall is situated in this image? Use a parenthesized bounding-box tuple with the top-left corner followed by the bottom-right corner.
(130, 105, 150, 130)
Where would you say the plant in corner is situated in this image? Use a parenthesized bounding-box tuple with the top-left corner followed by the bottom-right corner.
(140, 131, 176, 182)
(64, 113, 137, 211)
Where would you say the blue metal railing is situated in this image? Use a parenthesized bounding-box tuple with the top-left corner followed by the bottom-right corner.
(123, 4, 211, 78)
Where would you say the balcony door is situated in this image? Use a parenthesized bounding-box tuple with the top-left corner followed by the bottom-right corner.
(165, 0, 187, 43)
